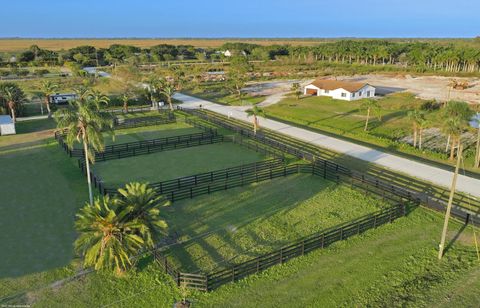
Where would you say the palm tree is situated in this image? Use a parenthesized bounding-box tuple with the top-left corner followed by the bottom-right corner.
(246, 106, 266, 135)
(360, 99, 380, 131)
(39, 80, 58, 119)
(74, 183, 168, 274)
(88, 90, 110, 108)
(407, 109, 426, 148)
(3, 86, 18, 122)
(441, 101, 474, 160)
(291, 83, 302, 100)
(54, 98, 114, 205)
(160, 80, 176, 111)
(473, 113, 480, 168)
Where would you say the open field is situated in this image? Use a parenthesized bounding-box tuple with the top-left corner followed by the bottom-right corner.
(163, 174, 389, 272)
(0, 142, 87, 282)
(72, 122, 201, 148)
(338, 74, 480, 104)
(16, 208, 479, 307)
(94, 142, 266, 186)
(0, 39, 336, 52)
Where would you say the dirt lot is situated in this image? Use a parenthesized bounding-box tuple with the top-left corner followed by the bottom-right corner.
(337, 74, 480, 104)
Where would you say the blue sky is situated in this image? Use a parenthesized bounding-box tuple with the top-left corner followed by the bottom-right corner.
(0, 0, 478, 38)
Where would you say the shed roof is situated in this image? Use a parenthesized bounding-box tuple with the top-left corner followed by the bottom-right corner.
(309, 79, 371, 92)
(0, 115, 13, 125)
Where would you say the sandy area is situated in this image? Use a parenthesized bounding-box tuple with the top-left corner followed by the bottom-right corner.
(336, 74, 480, 104)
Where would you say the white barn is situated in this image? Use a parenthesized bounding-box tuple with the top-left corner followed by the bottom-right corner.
(0, 115, 15, 135)
(304, 79, 376, 101)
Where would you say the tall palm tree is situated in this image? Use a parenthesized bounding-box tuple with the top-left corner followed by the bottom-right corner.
(74, 183, 168, 274)
(55, 98, 114, 205)
(291, 83, 302, 100)
(39, 80, 58, 119)
(360, 99, 380, 131)
(246, 106, 266, 135)
(441, 101, 474, 160)
(407, 109, 426, 148)
(473, 113, 480, 168)
(160, 80, 176, 111)
(3, 87, 18, 122)
(88, 90, 110, 108)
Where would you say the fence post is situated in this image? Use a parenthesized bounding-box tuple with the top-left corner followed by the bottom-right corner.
(280, 248, 283, 264)
(321, 233, 325, 248)
(232, 266, 235, 282)
(301, 240, 305, 255)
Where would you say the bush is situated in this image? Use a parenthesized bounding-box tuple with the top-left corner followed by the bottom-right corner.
(16, 70, 29, 77)
(33, 69, 50, 76)
(420, 100, 441, 111)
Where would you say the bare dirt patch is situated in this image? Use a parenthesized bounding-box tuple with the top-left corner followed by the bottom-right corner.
(336, 74, 480, 104)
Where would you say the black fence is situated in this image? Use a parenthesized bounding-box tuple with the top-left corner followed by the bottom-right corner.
(103, 158, 287, 199)
(58, 131, 218, 159)
(106, 106, 170, 114)
(205, 203, 407, 290)
(154, 202, 407, 291)
(178, 107, 480, 223)
(113, 112, 176, 129)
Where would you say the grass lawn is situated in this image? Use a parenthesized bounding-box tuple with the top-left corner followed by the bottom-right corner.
(22, 208, 480, 307)
(0, 141, 88, 297)
(185, 83, 265, 106)
(72, 122, 202, 148)
(163, 174, 390, 272)
(94, 142, 265, 186)
(265, 93, 480, 173)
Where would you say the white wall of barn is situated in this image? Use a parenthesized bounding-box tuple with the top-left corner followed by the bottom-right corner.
(303, 84, 376, 101)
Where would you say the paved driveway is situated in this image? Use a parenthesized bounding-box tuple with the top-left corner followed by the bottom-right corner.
(174, 93, 480, 198)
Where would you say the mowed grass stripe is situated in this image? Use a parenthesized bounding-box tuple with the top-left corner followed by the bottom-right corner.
(163, 174, 391, 272)
(94, 142, 266, 186)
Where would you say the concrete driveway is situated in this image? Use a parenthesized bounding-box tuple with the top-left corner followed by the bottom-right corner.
(174, 92, 480, 198)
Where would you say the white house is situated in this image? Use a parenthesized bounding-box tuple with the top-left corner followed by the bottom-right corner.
(304, 79, 376, 101)
(0, 115, 15, 135)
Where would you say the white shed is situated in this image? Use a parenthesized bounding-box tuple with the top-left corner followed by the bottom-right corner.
(0, 115, 15, 135)
(304, 79, 376, 101)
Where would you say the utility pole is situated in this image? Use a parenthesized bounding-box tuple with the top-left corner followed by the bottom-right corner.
(438, 144, 463, 260)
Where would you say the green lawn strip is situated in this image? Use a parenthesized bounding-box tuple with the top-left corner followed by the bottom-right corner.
(265, 95, 480, 175)
(28, 260, 179, 308)
(0, 142, 88, 297)
(19, 208, 479, 307)
(163, 174, 390, 272)
(432, 263, 480, 307)
(195, 208, 478, 307)
(71, 122, 201, 148)
(94, 142, 266, 186)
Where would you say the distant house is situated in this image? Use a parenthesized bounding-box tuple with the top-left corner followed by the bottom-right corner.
(0, 115, 15, 135)
(49, 93, 78, 105)
(304, 79, 376, 101)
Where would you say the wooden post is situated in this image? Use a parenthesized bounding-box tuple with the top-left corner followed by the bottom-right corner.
(438, 145, 463, 260)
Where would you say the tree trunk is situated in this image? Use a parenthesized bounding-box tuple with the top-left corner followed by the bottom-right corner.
(419, 128, 423, 149)
(413, 124, 417, 148)
(449, 138, 457, 160)
(475, 127, 480, 168)
(168, 96, 174, 111)
(253, 115, 257, 135)
(445, 134, 451, 152)
(123, 101, 129, 113)
(83, 141, 94, 205)
(45, 96, 52, 119)
(9, 102, 16, 123)
(364, 108, 370, 131)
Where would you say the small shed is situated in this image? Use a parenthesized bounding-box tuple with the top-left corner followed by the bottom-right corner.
(0, 115, 16, 135)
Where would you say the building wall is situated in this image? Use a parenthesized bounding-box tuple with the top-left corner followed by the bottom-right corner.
(304, 84, 376, 101)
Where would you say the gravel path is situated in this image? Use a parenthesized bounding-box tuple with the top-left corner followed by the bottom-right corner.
(174, 92, 480, 198)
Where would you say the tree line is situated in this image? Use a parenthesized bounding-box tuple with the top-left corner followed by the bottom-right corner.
(2, 40, 480, 73)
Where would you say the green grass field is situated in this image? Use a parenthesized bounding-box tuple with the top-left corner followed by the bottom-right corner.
(94, 142, 266, 186)
(185, 83, 266, 106)
(163, 174, 390, 272)
(265, 93, 480, 173)
(0, 141, 88, 297)
(21, 208, 479, 307)
(72, 122, 202, 148)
